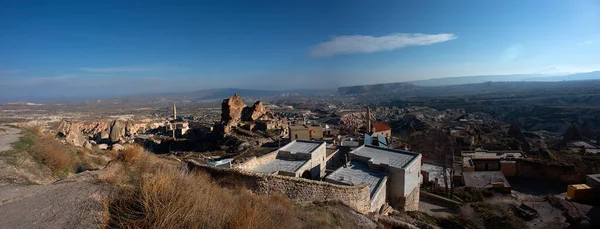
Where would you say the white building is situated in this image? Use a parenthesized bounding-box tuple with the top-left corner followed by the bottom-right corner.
(324, 145, 422, 212)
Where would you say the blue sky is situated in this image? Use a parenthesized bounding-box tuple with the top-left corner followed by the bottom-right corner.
(1, 0, 600, 99)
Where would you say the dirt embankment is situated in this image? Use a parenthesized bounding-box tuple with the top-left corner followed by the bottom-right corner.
(0, 125, 111, 229)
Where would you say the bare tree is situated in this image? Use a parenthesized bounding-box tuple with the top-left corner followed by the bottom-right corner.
(410, 129, 458, 197)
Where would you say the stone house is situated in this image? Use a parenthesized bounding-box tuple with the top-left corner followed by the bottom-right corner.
(461, 149, 525, 177)
(324, 145, 422, 212)
(241, 140, 328, 179)
(289, 125, 324, 141)
(370, 122, 392, 138)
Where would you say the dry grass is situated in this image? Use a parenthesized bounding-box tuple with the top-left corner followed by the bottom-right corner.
(105, 149, 370, 229)
(108, 165, 296, 229)
(31, 134, 75, 175)
(120, 145, 145, 163)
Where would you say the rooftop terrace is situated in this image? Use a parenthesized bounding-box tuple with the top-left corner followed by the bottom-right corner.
(325, 161, 387, 198)
(351, 145, 420, 169)
(279, 140, 324, 154)
(252, 158, 308, 174)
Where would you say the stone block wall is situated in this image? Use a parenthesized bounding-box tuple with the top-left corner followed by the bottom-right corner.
(234, 150, 278, 171)
(370, 176, 388, 213)
(188, 161, 371, 214)
(390, 184, 420, 211)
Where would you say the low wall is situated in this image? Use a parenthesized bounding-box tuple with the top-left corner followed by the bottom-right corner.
(516, 160, 588, 184)
(188, 161, 371, 213)
(234, 150, 278, 171)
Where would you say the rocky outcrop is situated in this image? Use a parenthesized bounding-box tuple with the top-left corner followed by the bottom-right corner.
(83, 141, 92, 150)
(508, 122, 526, 142)
(80, 122, 109, 136)
(242, 101, 273, 122)
(56, 119, 87, 147)
(56, 120, 70, 137)
(563, 123, 583, 141)
(221, 93, 246, 127)
(215, 93, 281, 136)
(109, 120, 127, 143)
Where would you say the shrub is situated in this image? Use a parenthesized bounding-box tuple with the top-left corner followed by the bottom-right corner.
(32, 135, 74, 175)
(120, 145, 145, 163)
(108, 166, 295, 229)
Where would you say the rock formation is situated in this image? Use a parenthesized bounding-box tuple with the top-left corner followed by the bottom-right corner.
(215, 93, 278, 136)
(563, 123, 583, 141)
(508, 122, 526, 142)
(109, 120, 127, 143)
(242, 101, 273, 122)
(56, 119, 86, 147)
(221, 93, 246, 127)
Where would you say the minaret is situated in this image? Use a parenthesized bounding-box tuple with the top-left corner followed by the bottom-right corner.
(366, 107, 371, 133)
(173, 103, 177, 120)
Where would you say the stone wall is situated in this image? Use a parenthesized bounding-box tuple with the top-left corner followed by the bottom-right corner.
(516, 160, 589, 184)
(370, 176, 388, 213)
(391, 184, 420, 212)
(234, 150, 278, 171)
(188, 161, 371, 213)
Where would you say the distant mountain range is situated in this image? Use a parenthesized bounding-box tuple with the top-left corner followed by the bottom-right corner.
(337, 77, 600, 98)
(2, 71, 599, 104)
(405, 71, 600, 86)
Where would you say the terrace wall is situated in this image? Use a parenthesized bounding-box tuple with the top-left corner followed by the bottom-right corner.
(188, 161, 371, 214)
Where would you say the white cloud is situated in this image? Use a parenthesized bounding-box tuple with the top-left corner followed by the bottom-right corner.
(578, 40, 593, 45)
(79, 66, 188, 73)
(309, 33, 457, 57)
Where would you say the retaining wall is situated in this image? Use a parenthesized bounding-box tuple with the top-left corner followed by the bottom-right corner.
(188, 161, 371, 213)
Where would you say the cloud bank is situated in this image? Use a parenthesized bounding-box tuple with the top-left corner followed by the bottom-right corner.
(310, 33, 457, 57)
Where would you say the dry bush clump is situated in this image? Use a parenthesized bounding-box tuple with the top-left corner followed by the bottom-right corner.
(108, 165, 296, 229)
(32, 134, 75, 175)
(120, 145, 145, 163)
(105, 147, 370, 229)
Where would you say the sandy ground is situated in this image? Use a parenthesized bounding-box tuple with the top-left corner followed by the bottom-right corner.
(0, 126, 21, 152)
(0, 171, 110, 229)
(0, 125, 110, 228)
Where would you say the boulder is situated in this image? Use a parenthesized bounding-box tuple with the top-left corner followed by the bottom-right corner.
(109, 120, 127, 143)
(56, 119, 70, 137)
(111, 144, 125, 151)
(64, 125, 86, 147)
(97, 144, 109, 150)
(83, 141, 92, 150)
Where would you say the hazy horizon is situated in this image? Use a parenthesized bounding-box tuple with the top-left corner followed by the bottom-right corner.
(1, 0, 600, 100)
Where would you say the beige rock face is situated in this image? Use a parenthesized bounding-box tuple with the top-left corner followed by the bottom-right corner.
(242, 101, 273, 122)
(216, 93, 280, 136)
(56, 119, 87, 147)
(221, 93, 246, 126)
(56, 119, 70, 137)
(109, 120, 126, 143)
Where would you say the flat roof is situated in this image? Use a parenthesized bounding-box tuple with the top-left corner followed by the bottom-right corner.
(252, 158, 308, 174)
(351, 145, 420, 169)
(463, 171, 510, 189)
(324, 161, 387, 198)
(588, 174, 600, 182)
(461, 150, 524, 160)
(279, 140, 324, 154)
